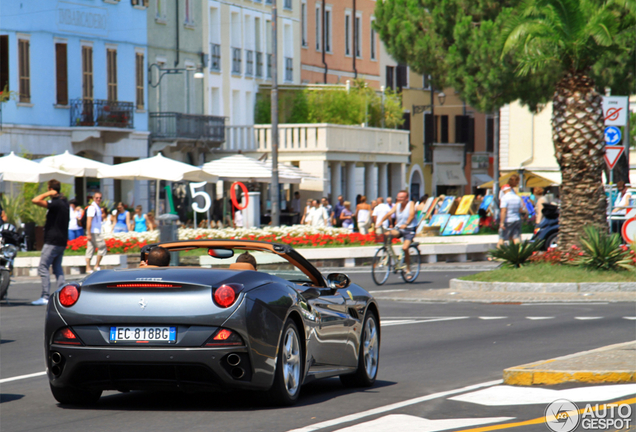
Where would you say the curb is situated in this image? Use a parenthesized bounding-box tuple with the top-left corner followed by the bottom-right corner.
(503, 341, 636, 386)
(450, 278, 636, 293)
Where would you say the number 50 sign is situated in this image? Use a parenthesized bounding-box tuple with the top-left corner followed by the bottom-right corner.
(189, 181, 211, 213)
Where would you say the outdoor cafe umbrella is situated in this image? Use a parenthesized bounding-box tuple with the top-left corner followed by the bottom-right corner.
(478, 170, 559, 189)
(39, 150, 109, 177)
(201, 154, 302, 184)
(97, 152, 218, 211)
(0, 152, 73, 184)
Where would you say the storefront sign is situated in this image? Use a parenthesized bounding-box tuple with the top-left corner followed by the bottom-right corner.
(57, 1, 108, 37)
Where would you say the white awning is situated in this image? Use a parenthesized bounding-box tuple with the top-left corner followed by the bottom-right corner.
(436, 163, 468, 186)
(472, 173, 493, 187)
(527, 171, 561, 187)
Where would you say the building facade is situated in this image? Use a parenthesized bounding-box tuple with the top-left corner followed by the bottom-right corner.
(300, 0, 381, 88)
(0, 0, 150, 208)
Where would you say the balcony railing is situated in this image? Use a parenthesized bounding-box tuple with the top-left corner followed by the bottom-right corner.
(256, 51, 263, 77)
(267, 54, 272, 78)
(210, 43, 221, 71)
(149, 112, 226, 144)
(245, 50, 254, 76)
(285, 57, 293, 82)
(70, 99, 134, 129)
(232, 47, 242, 74)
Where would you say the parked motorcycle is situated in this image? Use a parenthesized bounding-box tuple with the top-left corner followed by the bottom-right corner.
(531, 203, 559, 250)
(0, 224, 23, 300)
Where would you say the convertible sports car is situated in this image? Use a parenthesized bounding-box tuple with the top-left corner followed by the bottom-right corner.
(45, 240, 380, 406)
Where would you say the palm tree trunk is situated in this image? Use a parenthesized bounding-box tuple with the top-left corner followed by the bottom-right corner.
(552, 72, 607, 253)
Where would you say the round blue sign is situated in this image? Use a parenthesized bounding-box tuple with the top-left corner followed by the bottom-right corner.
(604, 126, 622, 146)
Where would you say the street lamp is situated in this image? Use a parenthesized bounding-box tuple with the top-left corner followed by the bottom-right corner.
(148, 63, 204, 88)
(412, 89, 446, 114)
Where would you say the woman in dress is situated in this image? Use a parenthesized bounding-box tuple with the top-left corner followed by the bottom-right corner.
(146, 211, 157, 231)
(355, 196, 372, 234)
(132, 205, 147, 233)
(340, 201, 354, 232)
(101, 207, 114, 235)
(113, 202, 130, 233)
(67, 199, 84, 240)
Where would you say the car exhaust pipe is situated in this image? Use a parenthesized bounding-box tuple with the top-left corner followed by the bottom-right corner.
(231, 367, 245, 379)
(227, 354, 241, 367)
(50, 365, 62, 376)
(51, 352, 62, 365)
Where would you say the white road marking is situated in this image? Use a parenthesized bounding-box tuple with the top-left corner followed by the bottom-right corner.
(368, 289, 408, 294)
(526, 316, 555, 320)
(624, 317, 636, 320)
(574, 317, 604, 320)
(521, 302, 609, 305)
(381, 317, 470, 327)
(478, 317, 508, 320)
(332, 414, 514, 432)
(449, 383, 636, 406)
(0, 371, 47, 384)
(286, 379, 503, 432)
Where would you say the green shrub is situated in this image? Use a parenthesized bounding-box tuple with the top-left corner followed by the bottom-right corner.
(489, 240, 543, 268)
(574, 225, 632, 271)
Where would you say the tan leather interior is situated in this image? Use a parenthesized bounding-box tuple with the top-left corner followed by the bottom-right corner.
(229, 262, 256, 271)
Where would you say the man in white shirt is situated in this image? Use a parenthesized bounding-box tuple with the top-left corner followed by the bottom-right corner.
(497, 184, 525, 247)
(372, 197, 391, 232)
(306, 199, 328, 227)
(85, 192, 107, 273)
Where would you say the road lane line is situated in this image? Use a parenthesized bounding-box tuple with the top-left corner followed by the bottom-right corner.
(624, 317, 636, 320)
(0, 371, 47, 384)
(525, 317, 554, 320)
(286, 379, 503, 432)
(478, 317, 508, 320)
(574, 317, 603, 320)
(368, 289, 408, 294)
(381, 317, 470, 327)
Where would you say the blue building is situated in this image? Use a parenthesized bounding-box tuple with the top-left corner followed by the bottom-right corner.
(0, 0, 150, 208)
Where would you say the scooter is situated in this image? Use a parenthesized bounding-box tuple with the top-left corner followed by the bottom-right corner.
(531, 203, 559, 250)
(0, 224, 22, 300)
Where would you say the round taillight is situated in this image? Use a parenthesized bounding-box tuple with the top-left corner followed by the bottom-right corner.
(214, 285, 236, 308)
(59, 284, 80, 307)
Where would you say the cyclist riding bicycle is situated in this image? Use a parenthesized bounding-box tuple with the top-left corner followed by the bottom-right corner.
(378, 190, 417, 274)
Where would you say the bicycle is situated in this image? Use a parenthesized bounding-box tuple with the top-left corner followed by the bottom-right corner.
(371, 227, 421, 285)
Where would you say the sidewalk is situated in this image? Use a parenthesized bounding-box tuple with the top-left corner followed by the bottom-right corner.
(503, 341, 636, 385)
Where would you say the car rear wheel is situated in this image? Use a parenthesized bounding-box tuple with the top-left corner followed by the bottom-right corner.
(340, 310, 379, 387)
(49, 384, 102, 405)
(267, 318, 303, 406)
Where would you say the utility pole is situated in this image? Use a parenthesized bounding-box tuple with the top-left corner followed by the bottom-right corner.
(270, 0, 280, 226)
(493, 109, 500, 220)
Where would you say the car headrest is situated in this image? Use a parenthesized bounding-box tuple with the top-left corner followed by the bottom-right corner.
(229, 262, 256, 271)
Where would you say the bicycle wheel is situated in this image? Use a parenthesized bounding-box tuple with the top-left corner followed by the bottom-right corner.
(371, 247, 391, 285)
(401, 245, 421, 283)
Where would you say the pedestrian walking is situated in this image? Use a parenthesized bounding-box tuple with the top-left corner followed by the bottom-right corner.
(321, 197, 333, 227)
(291, 191, 302, 225)
(355, 196, 372, 234)
(132, 205, 148, 233)
(300, 199, 312, 225)
(332, 195, 345, 227)
(340, 201, 354, 231)
(386, 196, 396, 227)
(497, 184, 524, 247)
(533, 188, 547, 224)
(306, 199, 328, 227)
(372, 197, 391, 231)
(146, 211, 157, 231)
(68, 199, 84, 240)
(113, 202, 130, 233)
(101, 207, 114, 235)
(85, 192, 106, 273)
(31, 179, 69, 305)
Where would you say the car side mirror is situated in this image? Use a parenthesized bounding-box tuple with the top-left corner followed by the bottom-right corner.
(301, 288, 320, 300)
(327, 273, 351, 290)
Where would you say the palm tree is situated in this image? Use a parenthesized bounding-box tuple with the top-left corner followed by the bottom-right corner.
(502, 0, 635, 252)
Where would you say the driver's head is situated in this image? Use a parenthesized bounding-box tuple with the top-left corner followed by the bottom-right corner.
(148, 246, 170, 267)
(236, 252, 257, 270)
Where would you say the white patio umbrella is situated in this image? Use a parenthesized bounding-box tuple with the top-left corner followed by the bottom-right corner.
(39, 150, 109, 177)
(262, 160, 325, 183)
(97, 152, 218, 212)
(0, 152, 74, 183)
(201, 154, 302, 184)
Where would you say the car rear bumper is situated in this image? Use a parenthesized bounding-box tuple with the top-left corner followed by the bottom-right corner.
(47, 344, 265, 392)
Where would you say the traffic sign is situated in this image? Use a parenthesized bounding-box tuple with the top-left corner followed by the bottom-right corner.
(602, 96, 628, 126)
(622, 218, 636, 244)
(604, 126, 622, 145)
(604, 145, 624, 170)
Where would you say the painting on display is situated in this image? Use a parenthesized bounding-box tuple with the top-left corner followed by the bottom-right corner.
(520, 195, 536, 219)
(438, 196, 456, 214)
(442, 215, 470, 236)
(455, 195, 475, 215)
(479, 195, 494, 211)
(429, 214, 451, 231)
(461, 215, 481, 235)
(420, 197, 435, 215)
(425, 197, 440, 219)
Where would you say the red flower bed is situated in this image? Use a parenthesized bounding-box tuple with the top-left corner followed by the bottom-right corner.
(67, 237, 149, 254)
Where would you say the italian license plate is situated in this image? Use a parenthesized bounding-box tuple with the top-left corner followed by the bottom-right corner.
(110, 327, 176, 343)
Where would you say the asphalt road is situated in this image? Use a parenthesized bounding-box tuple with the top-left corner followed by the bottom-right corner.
(1, 272, 634, 432)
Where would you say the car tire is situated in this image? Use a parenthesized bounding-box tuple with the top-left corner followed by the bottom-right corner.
(340, 310, 380, 388)
(267, 318, 303, 406)
(544, 232, 558, 250)
(49, 384, 102, 405)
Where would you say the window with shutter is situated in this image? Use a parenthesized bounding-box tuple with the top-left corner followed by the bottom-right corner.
(0, 36, 8, 94)
(18, 39, 30, 103)
(55, 43, 68, 105)
(441, 115, 449, 143)
(107, 49, 117, 101)
(136, 52, 144, 109)
(82, 46, 93, 101)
